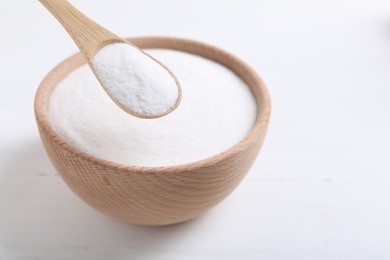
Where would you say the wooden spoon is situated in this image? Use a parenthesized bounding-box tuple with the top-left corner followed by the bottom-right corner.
(38, 0, 182, 119)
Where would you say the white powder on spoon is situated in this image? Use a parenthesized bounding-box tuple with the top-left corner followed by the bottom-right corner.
(49, 49, 257, 167)
(92, 43, 180, 117)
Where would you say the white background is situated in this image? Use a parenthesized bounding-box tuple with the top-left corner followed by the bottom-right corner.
(1, 0, 390, 259)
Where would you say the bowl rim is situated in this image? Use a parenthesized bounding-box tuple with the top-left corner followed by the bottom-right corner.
(35, 36, 271, 173)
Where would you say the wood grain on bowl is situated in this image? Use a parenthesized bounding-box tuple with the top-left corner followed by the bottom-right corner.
(34, 37, 271, 226)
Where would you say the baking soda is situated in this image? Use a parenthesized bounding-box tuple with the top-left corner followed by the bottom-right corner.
(92, 43, 179, 117)
(49, 49, 257, 167)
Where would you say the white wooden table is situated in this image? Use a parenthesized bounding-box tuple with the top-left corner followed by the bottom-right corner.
(1, 0, 390, 259)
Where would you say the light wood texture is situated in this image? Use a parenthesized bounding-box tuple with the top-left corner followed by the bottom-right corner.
(38, 0, 182, 119)
(34, 36, 271, 226)
(38, 0, 121, 61)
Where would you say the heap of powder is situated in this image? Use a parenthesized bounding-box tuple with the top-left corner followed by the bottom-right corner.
(49, 49, 257, 167)
(92, 43, 179, 116)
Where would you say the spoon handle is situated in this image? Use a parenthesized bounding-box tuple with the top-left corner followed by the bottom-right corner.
(39, 0, 123, 61)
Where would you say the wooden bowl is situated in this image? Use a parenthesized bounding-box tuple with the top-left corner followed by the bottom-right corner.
(34, 36, 271, 226)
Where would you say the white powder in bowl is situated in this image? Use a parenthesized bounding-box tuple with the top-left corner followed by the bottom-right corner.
(92, 43, 180, 117)
(49, 49, 257, 167)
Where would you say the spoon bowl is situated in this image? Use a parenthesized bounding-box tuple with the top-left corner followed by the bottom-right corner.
(39, 0, 181, 118)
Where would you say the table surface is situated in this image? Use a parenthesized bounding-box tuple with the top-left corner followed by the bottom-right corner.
(1, 0, 390, 259)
